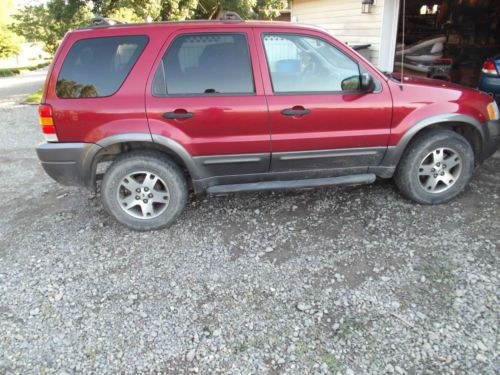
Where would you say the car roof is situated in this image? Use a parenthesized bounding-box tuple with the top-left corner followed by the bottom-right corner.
(74, 20, 325, 35)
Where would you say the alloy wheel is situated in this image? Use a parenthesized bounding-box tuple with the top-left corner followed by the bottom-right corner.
(418, 147, 463, 194)
(117, 171, 170, 219)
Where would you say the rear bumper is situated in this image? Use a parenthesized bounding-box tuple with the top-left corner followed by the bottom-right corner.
(36, 142, 101, 187)
(480, 119, 500, 161)
(479, 74, 500, 91)
(478, 76, 500, 104)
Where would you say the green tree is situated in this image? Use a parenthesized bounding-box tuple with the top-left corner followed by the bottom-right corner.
(10, 0, 287, 55)
(159, 0, 199, 20)
(12, 0, 93, 54)
(0, 0, 20, 59)
(256, 0, 288, 19)
(99, 0, 163, 21)
(97, 0, 198, 21)
(106, 7, 145, 23)
(193, 0, 287, 20)
(0, 25, 20, 59)
(97, 0, 286, 21)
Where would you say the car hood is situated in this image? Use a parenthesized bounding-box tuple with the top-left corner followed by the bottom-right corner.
(392, 73, 471, 91)
(389, 73, 489, 100)
(388, 72, 493, 124)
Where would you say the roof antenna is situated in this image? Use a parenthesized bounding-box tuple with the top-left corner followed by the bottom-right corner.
(400, 0, 405, 90)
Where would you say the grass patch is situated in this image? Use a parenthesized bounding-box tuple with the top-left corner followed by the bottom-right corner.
(0, 68, 20, 77)
(321, 353, 342, 372)
(0, 62, 51, 78)
(23, 88, 43, 104)
(296, 340, 316, 369)
(333, 317, 369, 341)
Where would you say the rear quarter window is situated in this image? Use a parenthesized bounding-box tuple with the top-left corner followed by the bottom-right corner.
(56, 35, 148, 98)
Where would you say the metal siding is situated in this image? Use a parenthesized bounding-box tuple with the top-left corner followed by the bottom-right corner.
(291, 0, 385, 65)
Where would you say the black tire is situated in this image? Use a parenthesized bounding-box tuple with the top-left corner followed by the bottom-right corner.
(394, 129, 475, 204)
(101, 151, 188, 231)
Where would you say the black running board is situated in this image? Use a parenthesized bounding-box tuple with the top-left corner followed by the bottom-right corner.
(206, 173, 376, 194)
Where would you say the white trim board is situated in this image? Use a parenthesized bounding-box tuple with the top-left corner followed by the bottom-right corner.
(378, 0, 400, 72)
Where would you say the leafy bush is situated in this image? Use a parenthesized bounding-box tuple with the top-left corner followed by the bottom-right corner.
(0, 68, 20, 77)
(0, 62, 50, 77)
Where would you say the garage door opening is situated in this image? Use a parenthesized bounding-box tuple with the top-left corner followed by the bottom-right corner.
(393, 0, 499, 87)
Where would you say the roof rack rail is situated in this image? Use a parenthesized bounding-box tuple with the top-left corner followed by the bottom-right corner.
(89, 17, 126, 27)
(218, 11, 243, 21)
(82, 12, 243, 29)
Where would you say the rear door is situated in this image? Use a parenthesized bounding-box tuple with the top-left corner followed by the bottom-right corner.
(255, 28, 392, 173)
(146, 27, 270, 178)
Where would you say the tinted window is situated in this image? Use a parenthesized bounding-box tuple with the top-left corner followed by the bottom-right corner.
(152, 33, 254, 96)
(262, 34, 360, 93)
(57, 36, 148, 98)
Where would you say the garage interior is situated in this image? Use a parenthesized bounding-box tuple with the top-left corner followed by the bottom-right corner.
(394, 0, 499, 87)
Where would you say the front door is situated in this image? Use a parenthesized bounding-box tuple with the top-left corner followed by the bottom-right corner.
(146, 28, 270, 179)
(255, 29, 392, 173)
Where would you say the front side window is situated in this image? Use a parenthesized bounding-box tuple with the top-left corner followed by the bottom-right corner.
(56, 35, 148, 98)
(152, 33, 255, 96)
(262, 34, 361, 93)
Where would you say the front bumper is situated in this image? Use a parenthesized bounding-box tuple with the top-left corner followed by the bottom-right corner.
(36, 142, 101, 187)
(480, 119, 500, 161)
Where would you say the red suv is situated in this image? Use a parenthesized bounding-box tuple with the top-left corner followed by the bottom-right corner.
(36, 18, 500, 230)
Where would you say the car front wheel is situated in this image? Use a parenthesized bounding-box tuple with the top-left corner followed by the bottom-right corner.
(394, 129, 475, 204)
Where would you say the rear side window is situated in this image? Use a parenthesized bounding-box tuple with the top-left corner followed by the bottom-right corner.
(152, 33, 254, 96)
(56, 35, 148, 98)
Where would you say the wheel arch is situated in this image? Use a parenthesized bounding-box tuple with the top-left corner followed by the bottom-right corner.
(379, 114, 485, 176)
(87, 133, 200, 189)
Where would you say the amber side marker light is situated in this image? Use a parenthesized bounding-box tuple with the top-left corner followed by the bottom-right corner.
(38, 104, 58, 142)
(486, 101, 499, 121)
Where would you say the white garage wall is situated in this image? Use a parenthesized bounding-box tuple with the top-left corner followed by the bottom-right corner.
(378, 0, 400, 72)
(291, 0, 386, 66)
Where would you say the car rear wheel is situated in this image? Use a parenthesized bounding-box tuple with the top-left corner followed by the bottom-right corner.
(101, 151, 188, 230)
(394, 129, 475, 204)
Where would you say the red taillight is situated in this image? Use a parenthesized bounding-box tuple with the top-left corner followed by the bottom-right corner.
(38, 104, 58, 142)
(482, 60, 498, 76)
(42, 125, 56, 134)
(38, 104, 52, 118)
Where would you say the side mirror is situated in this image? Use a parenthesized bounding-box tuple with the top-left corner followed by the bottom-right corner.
(360, 72, 375, 93)
(341, 75, 361, 91)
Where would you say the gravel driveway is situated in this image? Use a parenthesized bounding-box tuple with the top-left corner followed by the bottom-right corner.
(0, 71, 499, 374)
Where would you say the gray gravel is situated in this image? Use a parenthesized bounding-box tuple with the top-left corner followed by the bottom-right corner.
(0, 71, 499, 374)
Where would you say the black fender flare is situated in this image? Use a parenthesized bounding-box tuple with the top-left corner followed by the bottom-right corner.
(86, 133, 201, 187)
(377, 113, 485, 176)
(151, 134, 202, 179)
